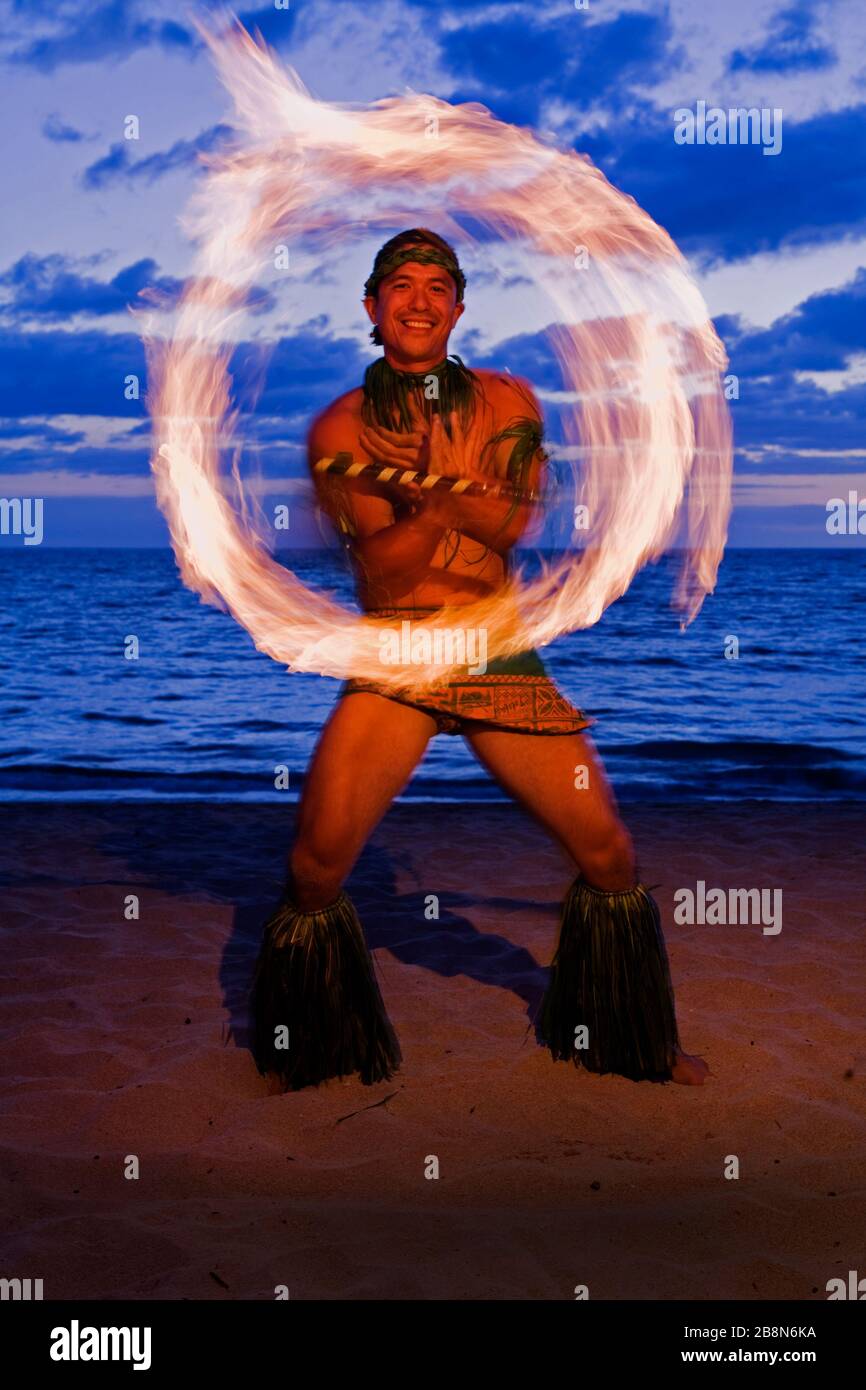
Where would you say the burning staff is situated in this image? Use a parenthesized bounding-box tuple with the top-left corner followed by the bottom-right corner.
(313, 451, 549, 505)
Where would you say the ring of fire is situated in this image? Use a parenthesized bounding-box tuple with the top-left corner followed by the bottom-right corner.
(142, 16, 733, 697)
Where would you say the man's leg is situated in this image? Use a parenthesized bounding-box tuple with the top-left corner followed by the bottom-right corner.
(463, 726, 708, 1084)
(291, 692, 438, 908)
(464, 726, 635, 888)
(251, 692, 437, 1089)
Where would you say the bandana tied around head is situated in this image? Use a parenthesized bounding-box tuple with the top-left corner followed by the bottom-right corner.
(364, 228, 467, 349)
(363, 229, 467, 305)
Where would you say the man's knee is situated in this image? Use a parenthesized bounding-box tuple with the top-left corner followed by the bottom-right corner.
(578, 824, 637, 891)
(290, 829, 352, 906)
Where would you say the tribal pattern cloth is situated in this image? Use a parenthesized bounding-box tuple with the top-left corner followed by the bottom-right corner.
(341, 608, 594, 737)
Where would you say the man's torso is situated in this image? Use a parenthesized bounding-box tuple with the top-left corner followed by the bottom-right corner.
(308, 367, 542, 609)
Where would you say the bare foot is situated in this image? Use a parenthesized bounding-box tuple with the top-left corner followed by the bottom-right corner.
(670, 1048, 711, 1085)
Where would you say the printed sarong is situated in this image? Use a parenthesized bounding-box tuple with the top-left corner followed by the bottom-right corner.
(340, 607, 595, 737)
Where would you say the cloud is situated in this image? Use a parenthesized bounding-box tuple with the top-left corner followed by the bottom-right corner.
(438, 9, 677, 128)
(733, 471, 866, 504)
(4, 0, 298, 76)
(0, 468, 312, 496)
(41, 112, 88, 143)
(0, 420, 85, 444)
(726, 373, 866, 455)
(82, 123, 235, 190)
(467, 287, 866, 462)
(0, 254, 185, 322)
(729, 1, 836, 75)
(0, 326, 146, 416)
(718, 267, 866, 374)
(8, 0, 195, 73)
(0, 468, 150, 493)
(0, 320, 370, 465)
(2, 258, 864, 488)
(580, 100, 866, 265)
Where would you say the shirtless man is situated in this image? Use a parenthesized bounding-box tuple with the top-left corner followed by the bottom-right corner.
(251, 228, 709, 1090)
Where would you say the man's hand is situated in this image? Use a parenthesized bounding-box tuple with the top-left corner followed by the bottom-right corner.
(427, 409, 488, 483)
(358, 396, 428, 458)
(357, 396, 431, 507)
(357, 397, 491, 517)
(413, 408, 491, 526)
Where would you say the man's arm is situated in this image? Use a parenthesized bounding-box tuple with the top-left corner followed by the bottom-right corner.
(308, 407, 447, 586)
(420, 375, 547, 554)
(420, 450, 544, 554)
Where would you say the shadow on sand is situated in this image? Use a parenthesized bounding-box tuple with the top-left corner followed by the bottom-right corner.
(92, 802, 559, 1078)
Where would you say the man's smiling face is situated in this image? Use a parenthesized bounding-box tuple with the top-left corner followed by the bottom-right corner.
(364, 260, 464, 370)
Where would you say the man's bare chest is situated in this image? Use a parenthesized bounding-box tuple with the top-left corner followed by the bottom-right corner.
(351, 396, 528, 481)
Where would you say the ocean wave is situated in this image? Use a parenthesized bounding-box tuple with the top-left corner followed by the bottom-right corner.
(621, 738, 854, 764)
(82, 712, 166, 726)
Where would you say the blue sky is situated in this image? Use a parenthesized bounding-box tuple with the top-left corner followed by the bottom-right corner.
(0, 0, 864, 546)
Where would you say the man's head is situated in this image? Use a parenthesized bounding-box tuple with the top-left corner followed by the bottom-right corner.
(363, 228, 466, 369)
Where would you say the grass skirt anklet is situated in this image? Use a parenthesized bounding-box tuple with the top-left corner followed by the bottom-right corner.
(251, 888, 402, 1090)
(540, 875, 680, 1081)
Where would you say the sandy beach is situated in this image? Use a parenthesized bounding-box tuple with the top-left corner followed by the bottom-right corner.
(0, 799, 863, 1301)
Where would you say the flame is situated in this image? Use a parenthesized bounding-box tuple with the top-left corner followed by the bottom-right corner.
(142, 14, 732, 696)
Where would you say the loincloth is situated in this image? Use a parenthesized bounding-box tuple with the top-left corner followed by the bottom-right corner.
(340, 607, 595, 738)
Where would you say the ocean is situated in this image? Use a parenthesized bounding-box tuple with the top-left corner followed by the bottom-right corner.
(0, 546, 863, 803)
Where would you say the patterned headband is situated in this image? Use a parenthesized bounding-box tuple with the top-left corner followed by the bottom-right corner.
(364, 244, 467, 301)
